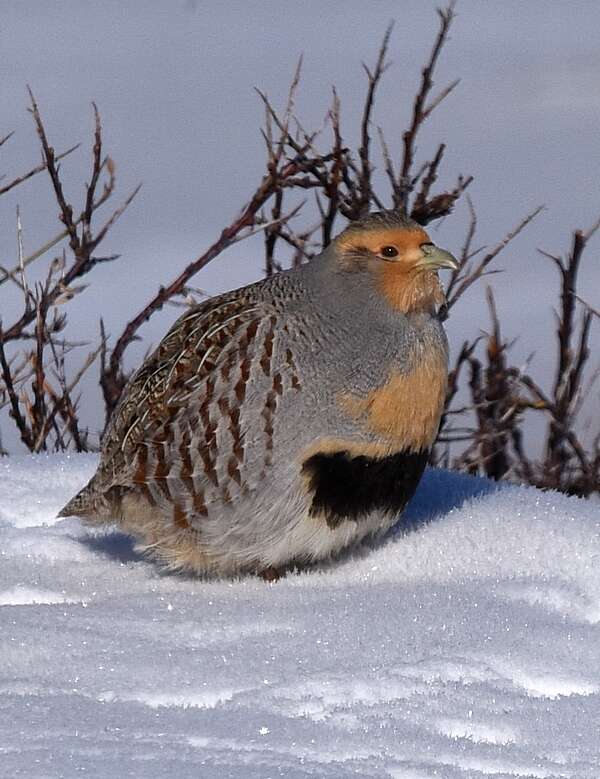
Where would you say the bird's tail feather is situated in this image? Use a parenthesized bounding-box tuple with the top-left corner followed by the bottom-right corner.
(57, 481, 113, 521)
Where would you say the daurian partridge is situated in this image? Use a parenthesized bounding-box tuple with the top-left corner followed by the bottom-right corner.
(60, 210, 457, 578)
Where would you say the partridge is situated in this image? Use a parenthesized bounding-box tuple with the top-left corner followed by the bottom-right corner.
(59, 210, 457, 578)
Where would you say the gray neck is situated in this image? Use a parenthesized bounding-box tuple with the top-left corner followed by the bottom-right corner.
(258, 251, 446, 390)
(301, 250, 409, 334)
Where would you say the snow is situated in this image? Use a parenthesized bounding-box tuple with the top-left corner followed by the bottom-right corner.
(1, 455, 600, 778)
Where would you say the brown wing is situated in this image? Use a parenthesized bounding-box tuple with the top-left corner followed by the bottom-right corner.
(89, 287, 302, 528)
(58, 291, 269, 520)
(106, 295, 259, 449)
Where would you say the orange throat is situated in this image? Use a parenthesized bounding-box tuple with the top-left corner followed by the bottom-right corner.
(377, 266, 447, 314)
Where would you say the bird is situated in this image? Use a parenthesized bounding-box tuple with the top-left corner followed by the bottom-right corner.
(59, 209, 458, 579)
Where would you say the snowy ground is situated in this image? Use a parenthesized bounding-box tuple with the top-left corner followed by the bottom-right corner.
(1, 455, 600, 778)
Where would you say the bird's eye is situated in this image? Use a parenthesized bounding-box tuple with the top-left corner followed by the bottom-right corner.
(380, 246, 398, 258)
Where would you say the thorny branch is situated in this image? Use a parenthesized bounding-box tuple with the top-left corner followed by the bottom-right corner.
(444, 204, 545, 314)
(0, 91, 140, 452)
(1, 4, 599, 497)
(435, 214, 600, 495)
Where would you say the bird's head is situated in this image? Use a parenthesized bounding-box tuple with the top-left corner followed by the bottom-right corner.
(331, 210, 458, 314)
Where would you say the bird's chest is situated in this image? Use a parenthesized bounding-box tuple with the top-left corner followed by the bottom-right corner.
(338, 327, 448, 453)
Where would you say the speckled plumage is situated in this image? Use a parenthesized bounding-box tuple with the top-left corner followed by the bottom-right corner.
(59, 211, 457, 577)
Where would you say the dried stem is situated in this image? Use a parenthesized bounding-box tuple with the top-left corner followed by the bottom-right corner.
(1, 5, 598, 497)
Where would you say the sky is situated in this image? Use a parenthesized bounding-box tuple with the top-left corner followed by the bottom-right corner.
(1, 0, 599, 448)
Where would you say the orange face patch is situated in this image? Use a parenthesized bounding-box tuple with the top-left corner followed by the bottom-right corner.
(337, 227, 430, 262)
(336, 227, 445, 313)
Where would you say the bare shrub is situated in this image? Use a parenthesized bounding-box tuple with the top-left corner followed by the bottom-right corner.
(1, 4, 598, 495)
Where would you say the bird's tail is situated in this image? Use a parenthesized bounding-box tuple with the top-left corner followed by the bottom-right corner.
(57, 480, 113, 522)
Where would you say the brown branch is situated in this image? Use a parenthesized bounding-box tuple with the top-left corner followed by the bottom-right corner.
(0, 130, 15, 148)
(31, 295, 49, 450)
(28, 87, 81, 253)
(398, 2, 456, 210)
(0, 143, 80, 198)
(83, 103, 103, 239)
(357, 22, 393, 212)
(538, 220, 600, 484)
(575, 294, 600, 320)
(0, 336, 35, 448)
(445, 205, 544, 312)
(0, 170, 119, 291)
(410, 172, 473, 225)
(411, 143, 445, 215)
(87, 183, 142, 254)
(101, 155, 317, 413)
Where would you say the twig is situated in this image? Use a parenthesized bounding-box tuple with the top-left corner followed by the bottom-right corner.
(0, 143, 79, 197)
(445, 205, 544, 312)
(398, 2, 457, 210)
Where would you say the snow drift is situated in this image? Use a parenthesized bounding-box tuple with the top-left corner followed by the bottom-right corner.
(1, 454, 600, 777)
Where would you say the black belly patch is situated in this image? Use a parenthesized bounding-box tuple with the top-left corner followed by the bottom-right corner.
(302, 449, 428, 529)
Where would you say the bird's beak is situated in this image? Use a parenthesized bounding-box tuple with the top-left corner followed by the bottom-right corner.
(416, 245, 459, 272)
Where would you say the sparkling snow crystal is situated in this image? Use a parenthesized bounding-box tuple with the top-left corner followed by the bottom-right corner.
(1, 454, 600, 777)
